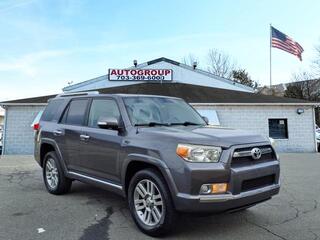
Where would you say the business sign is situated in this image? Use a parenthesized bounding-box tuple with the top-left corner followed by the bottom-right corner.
(108, 69, 173, 81)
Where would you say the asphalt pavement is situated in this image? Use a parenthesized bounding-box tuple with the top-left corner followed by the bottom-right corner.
(0, 154, 319, 240)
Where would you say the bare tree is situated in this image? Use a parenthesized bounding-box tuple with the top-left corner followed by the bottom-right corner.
(286, 71, 320, 101)
(291, 71, 314, 82)
(312, 43, 320, 76)
(182, 54, 199, 67)
(206, 49, 236, 78)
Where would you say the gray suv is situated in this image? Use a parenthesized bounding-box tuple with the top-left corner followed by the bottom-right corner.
(34, 92, 280, 236)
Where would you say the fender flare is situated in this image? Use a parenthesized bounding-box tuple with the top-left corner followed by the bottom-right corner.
(40, 138, 69, 175)
(121, 153, 179, 200)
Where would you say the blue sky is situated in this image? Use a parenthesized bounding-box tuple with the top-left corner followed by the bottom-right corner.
(0, 0, 320, 101)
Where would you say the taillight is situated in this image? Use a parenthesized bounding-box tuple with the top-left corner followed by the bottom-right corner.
(33, 123, 40, 131)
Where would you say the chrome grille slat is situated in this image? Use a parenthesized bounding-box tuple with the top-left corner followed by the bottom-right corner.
(231, 145, 275, 168)
(233, 147, 272, 158)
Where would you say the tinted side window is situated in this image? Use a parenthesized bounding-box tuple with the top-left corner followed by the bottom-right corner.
(64, 99, 89, 126)
(88, 99, 120, 128)
(60, 105, 69, 124)
(42, 99, 64, 122)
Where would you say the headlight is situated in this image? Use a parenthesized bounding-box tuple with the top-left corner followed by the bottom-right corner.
(176, 144, 222, 162)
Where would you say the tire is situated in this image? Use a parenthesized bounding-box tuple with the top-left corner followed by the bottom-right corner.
(43, 151, 72, 195)
(128, 168, 177, 237)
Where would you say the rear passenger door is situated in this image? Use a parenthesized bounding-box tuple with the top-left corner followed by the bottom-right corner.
(78, 98, 123, 183)
(58, 98, 89, 171)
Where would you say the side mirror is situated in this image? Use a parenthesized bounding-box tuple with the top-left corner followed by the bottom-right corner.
(97, 117, 119, 130)
(202, 116, 209, 125)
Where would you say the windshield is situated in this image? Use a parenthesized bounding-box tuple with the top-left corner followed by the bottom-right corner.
(123, 97, 206, 126)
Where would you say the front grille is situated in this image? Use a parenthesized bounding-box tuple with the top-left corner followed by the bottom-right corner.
(241, 175, 275, 192)
(231, 145, 275, 168)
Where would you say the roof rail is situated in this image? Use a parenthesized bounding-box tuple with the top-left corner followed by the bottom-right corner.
(56, 91, 100, 98)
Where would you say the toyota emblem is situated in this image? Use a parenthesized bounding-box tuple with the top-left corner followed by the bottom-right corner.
(251, 148, 262, 160)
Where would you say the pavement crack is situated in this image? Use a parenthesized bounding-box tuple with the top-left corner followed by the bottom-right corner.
(245, 217, 288, 240)
(309, 229, 319, 240)
(273, 199, 318, 226)
(302, 200, 318, 214)
(276, 201, 300, 225)
(2, 173, 14, 183)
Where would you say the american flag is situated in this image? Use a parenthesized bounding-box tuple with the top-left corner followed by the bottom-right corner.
(271, 26, 304, 61)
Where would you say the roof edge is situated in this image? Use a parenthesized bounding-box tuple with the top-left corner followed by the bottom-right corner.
(0, 103, 48, 106)
(63, 57, 254, 92)
(63, 75, 107, 91)
(176, 62, 254, 92)
(144, 57, 254, 92)
(191, 102, 319, 106)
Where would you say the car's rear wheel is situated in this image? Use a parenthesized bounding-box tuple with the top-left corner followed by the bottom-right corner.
(128, 169, 177, 237)
(43, 151, 72, 195)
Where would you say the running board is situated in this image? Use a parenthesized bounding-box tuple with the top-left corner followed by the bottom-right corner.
(68, 171, 123, 190)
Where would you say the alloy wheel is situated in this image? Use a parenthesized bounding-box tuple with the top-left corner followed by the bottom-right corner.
(45, 158, 59, 189)
(133, 179, 164, 226)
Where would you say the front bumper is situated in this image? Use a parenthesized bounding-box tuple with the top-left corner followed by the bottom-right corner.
(174, 183, 280, 212)
(169, 142, 280, 212)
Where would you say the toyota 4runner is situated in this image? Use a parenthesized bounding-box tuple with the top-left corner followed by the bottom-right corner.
(34, 92, 280, 236)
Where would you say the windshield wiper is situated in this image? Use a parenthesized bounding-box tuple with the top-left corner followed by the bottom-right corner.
(170, 121, 203, 126)
(134, 121, 203, 127)
(134, 122, 170, 127)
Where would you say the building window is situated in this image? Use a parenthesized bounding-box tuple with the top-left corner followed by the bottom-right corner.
(195, 109, 220, 126)
(268, 119, 288, 139)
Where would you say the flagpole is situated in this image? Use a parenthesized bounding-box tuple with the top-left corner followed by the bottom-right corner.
(269, 23, 272, 87)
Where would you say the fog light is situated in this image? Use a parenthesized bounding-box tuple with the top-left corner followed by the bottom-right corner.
(211, 183, 228, 194)
(200, 184, 212, 194)
(200, 183, 228, 194)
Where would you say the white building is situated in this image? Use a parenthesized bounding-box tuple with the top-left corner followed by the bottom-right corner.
(0, 107, 4, 127)
(0, 57, 318, 154)
(0, 107, 4, 153)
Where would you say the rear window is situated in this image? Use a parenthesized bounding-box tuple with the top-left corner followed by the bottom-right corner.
(41, 100, 65, 122)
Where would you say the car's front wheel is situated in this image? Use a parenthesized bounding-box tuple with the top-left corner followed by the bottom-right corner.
(128, 169, 177, 237)
(43, 151, 72, 195)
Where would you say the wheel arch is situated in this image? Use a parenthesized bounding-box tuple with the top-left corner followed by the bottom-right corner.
(122, 155, 178, 203)
(40, 143, 55, 167)
(39, 138, 68, 174)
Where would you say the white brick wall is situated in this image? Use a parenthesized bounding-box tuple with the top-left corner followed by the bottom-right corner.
(3, 106, 45, 155)
(193, 105, 317, 152)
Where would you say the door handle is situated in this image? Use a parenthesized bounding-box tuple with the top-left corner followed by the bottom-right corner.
(80, 134, 90, 141)
(53, 130, 63, 136)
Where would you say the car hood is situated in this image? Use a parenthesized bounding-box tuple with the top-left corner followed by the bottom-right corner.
(138, 125, 269, 148)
